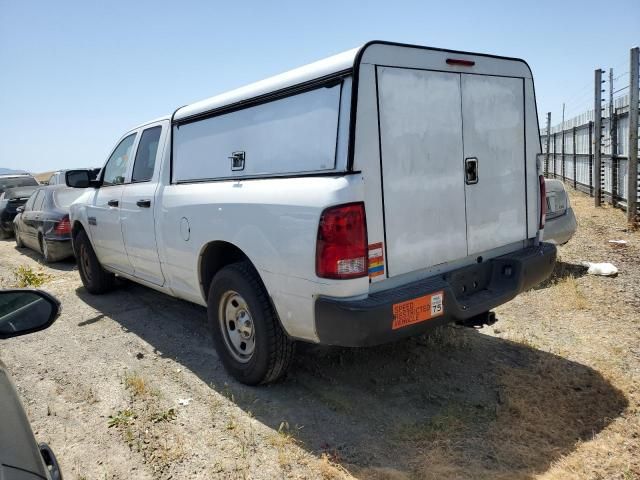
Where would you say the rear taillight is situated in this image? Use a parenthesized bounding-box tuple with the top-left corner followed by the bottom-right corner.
(539, 175, 546, 229)
(54, 216, 71, 235)
(316, 202, 367, 279)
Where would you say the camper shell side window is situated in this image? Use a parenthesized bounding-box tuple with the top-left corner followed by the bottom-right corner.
(172, 78, 352, 183)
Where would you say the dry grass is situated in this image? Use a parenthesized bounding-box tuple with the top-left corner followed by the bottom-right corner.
(124, 372, 149, 398)
(404, 353, 629, 479)
(110, 372, 186, 475)
(553, 275, 588, 310)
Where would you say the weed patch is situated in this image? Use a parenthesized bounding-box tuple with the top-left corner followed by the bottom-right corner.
(12, 265, 51, 287)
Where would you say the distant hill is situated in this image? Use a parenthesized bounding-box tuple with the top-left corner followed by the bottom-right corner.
(34, 171, 54, 183)
(0, 167, 28, 175)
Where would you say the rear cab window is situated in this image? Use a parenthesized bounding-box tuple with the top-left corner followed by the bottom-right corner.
(132, 126, 162, 183)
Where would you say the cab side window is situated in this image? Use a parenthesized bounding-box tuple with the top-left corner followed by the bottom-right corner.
(132, 126, 162, 183)
(103, 134, 137, 186)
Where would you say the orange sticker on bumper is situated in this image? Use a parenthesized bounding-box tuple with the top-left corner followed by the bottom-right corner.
(391, 291, 444, 330)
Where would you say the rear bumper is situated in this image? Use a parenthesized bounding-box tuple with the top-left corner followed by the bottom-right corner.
(43, 237, 74, 261)
(314, 242, 557, 347)
(544, 208, 577, 245)
(0, 213, 16, 232)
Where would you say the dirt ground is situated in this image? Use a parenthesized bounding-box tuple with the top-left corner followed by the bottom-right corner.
(0, 188, 638, 480)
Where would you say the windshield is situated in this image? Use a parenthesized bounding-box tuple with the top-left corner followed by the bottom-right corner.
(53, 188, 84, 208)
(0, 176, 38, 194)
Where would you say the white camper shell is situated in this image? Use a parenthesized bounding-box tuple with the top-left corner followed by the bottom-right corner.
(68, 41, 556, 385)
(172, 42, 544, 281)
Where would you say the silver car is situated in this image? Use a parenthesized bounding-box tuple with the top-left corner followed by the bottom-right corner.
(544, 179, 577, 245)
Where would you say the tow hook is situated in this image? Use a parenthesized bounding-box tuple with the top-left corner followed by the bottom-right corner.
(457, 311, 497, 328)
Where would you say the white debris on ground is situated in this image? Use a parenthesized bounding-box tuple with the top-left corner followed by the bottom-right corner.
(582, 262, 619, 276)
(177, 398, 192, 406)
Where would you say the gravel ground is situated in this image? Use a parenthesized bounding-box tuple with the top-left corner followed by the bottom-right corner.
(0, 188, 638, 479)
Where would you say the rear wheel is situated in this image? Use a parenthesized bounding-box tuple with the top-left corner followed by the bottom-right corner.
(14, 226, 23, 248)
(208, 261, 295, 385)
(74, 229, 115, 294)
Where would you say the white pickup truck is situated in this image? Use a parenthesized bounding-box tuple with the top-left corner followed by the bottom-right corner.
(66, 41, 556, 385)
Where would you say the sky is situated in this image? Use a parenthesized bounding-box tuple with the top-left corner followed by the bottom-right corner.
(1, 0, 638, 173)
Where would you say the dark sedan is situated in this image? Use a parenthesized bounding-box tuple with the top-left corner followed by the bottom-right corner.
(14, 186, 85, 262)
(0, 186, 39, 238)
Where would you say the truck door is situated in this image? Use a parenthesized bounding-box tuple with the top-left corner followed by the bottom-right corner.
(88, 133, 136, 275)
(120, 124, 166, 286)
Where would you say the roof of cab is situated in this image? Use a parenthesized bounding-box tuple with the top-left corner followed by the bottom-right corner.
(173, 47, 360, 122)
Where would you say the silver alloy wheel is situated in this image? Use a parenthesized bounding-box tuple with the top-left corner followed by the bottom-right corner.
(42, 239, 49, 260)
(218, 290, 256, 363)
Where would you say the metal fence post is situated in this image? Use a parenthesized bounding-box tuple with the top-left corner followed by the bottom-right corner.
(545, 112, 551, 176)
(552, 132, 556, 178)
(628, 47, 639, 225)
(610, 69, 618, 206)
(594, 69, 603, 206)
(561, 104, 566, 181)
(612, 110, 618, 206)
(573, 126, 577, 189)
(589, 120, 594, 196)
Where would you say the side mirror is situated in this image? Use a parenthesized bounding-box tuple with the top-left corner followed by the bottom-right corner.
(0, 289, 61, 340)
(16, 206, 24, 214)
(66, 170, 92, 188)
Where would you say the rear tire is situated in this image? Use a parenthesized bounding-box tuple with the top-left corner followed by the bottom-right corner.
(14, 226, 23, 248)
(74, 229, 115, 294)
(208, 261, 295, 385)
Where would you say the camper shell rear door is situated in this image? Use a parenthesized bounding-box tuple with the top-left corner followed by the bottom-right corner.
(352, 42, 540, 284)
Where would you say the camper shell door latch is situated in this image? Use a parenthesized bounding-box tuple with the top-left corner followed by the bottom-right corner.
(230, 151, 246, 171)
(465, 157, 478, 184)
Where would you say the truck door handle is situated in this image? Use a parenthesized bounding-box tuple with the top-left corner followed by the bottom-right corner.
(107, 199, 119, 207)
(465, 157, 479, 185)
(136, 199, 151, 208)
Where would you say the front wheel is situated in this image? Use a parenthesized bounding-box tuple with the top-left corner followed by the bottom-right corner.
(74, 229, 115, 294)
(208, 261, 295, 385)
